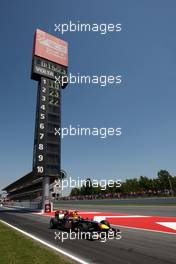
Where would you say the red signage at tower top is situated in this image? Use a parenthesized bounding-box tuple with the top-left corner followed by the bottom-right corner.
(33, 29, 68, 67)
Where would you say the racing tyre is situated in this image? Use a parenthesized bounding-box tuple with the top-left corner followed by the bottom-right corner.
(78, 223, 89, 239)
(50, 218, 57, 229)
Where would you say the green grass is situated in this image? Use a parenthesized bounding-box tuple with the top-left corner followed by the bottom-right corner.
(0, 222, 73, 264)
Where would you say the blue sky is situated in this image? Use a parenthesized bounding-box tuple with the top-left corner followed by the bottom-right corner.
(1, 0, 176, 190)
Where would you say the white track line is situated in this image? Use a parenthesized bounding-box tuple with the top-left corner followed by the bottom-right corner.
(97, 215, 150, 218)
(0, 220, 90, 264)
(112, 224, 176, 235)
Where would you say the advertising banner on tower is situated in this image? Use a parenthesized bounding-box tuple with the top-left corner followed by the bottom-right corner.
(33, 29, 68, 66)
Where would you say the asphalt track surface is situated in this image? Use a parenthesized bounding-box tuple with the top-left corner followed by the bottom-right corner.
(0, 206, 176, 264)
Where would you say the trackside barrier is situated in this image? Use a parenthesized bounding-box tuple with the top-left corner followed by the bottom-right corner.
(4, 200, 42, 210)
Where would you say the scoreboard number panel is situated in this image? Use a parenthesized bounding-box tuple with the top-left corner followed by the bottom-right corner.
(33, 77, 62, 177)
(34, 77, 48, 175)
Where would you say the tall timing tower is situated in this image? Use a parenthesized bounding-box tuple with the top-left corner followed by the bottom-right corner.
(31, 29, 68, 211)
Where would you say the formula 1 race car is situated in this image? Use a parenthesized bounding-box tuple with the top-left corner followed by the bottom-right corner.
(50, 210, 82, 230)
(49, 210, 121, 241)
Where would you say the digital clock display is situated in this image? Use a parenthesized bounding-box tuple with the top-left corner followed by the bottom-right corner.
(31, 56, 68, 87)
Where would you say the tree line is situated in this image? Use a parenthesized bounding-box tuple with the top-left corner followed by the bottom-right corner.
(70, 170, 176, 197)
